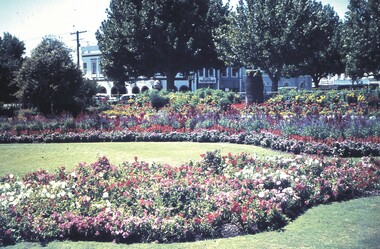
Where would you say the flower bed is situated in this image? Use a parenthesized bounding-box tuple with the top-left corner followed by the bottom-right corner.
(0, 129, 379, 157)
(0, 89, 379, 157)
(1, 152, 379, 245)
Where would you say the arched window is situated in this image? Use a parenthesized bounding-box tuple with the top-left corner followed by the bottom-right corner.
(132, 86, 140, 94)
(99, 87, 107, 93)
(118, 86, 127, 94)
(299, 81, 305, 90)
(111, 87, 118, 95)
(141, 86, 149, 93)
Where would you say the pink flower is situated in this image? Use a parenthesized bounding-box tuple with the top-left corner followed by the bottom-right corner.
(193, 217, 201, 224)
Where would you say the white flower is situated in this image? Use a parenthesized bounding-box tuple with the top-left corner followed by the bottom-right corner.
(41, 187, 48, 196)
(258, 192, 266, 198)
(59, 190, 66, 197)
(102, 192, 109, 199)
(3, 183, 11, 190)
(280, 171, 288, 180)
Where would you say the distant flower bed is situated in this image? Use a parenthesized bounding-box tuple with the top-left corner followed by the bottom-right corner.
(1, 152, 379, 246)
(0, 129, 379, 157)
(0, 89, 379, 157)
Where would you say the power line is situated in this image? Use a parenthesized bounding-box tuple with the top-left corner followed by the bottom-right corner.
(70, 30, 87, 66)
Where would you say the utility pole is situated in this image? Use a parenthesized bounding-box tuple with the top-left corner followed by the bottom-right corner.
(70, 30, 87, 67)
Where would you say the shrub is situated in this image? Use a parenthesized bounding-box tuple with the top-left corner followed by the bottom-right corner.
(150, 91, 169, 110)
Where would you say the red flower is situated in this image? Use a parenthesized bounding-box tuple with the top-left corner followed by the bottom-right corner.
(231, 201, 241, 213)
(193, 217, 201, 224)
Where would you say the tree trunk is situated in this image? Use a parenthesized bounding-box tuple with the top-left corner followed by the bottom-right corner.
(271, 78, 279, 93)
(312, 74, 321, 89)
(166, 71, 176, 91)
(269, 71, 281, 93)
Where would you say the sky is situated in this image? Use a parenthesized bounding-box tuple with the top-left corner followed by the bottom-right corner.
(0, 0, 349, 56)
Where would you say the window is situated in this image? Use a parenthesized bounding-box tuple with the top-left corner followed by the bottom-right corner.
(83, 62, 87, 74)
(221, 68, 228, 77)
(207, 68, 215, 77)
(232, 68, 239, 77)
(299, 81, 305, 89)
(91, 59, 97, 75)
(99, 59, 103, 74)
(198, 69, 204, 77)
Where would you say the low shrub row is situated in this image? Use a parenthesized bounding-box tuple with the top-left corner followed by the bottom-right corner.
(0, 129, 379, 157)
(1, 152, 379, 245)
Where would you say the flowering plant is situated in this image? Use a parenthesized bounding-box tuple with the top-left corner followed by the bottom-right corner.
(0, 89, 379, 157)
(1, 152, 379, 246)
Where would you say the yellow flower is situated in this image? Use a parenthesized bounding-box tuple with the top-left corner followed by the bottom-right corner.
(358, 95, 365, 102)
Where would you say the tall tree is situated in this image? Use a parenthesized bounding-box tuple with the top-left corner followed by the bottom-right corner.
(0, 32, 25, 103)
(343, 0, 380, 80)
(285, 2, 345, 88)
(219, 0, 331, 92)
(15, 37, 90, 115)
(96, 0, 228, 90)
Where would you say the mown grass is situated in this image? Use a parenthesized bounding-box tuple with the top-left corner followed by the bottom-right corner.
(1, 142, 379, 248)
(0, 142, 288, 177)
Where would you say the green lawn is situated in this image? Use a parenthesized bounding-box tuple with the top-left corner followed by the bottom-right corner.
(0, 142, 288, 177)
(1, 142, 379, 249)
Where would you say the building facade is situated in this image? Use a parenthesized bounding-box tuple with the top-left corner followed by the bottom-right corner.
(81, 45, 312, 96)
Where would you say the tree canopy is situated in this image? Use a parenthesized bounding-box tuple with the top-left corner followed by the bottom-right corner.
(343, 0, 380, 80)
(285, 2, 345, 88)
(0, 32, 25, 103)
(15, 37, 95, 115)
(219, 0, 344, 91)
(96, 0, 229, 90)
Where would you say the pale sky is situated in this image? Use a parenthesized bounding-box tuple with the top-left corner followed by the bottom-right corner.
(0, 0, 349, 56)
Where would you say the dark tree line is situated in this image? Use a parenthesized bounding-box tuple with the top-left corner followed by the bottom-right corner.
(96, 0, 228, 90)
(0, 32, 25, 103)
(1, 0, 379, 111)
(97, 0, 380, 92)
(0, 33, 98, 115)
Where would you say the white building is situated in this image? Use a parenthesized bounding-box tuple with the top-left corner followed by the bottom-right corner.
(81, 45, 312, 96)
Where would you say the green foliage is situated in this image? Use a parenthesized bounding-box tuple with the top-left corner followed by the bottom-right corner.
(130, 88, 240, 111)
(285, 3, 345, 87)
(218, 0, 343, 91)
(96, 0, 228, 89)
(149, 90, 169, 110)
(0, 32, 25, 103)
(15, 37, 91, 115)
(343, 0, 380, 80)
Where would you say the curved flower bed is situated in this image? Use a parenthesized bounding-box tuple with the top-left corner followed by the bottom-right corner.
(1, 152, 379, 245)
(0, 129, 379, 157)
